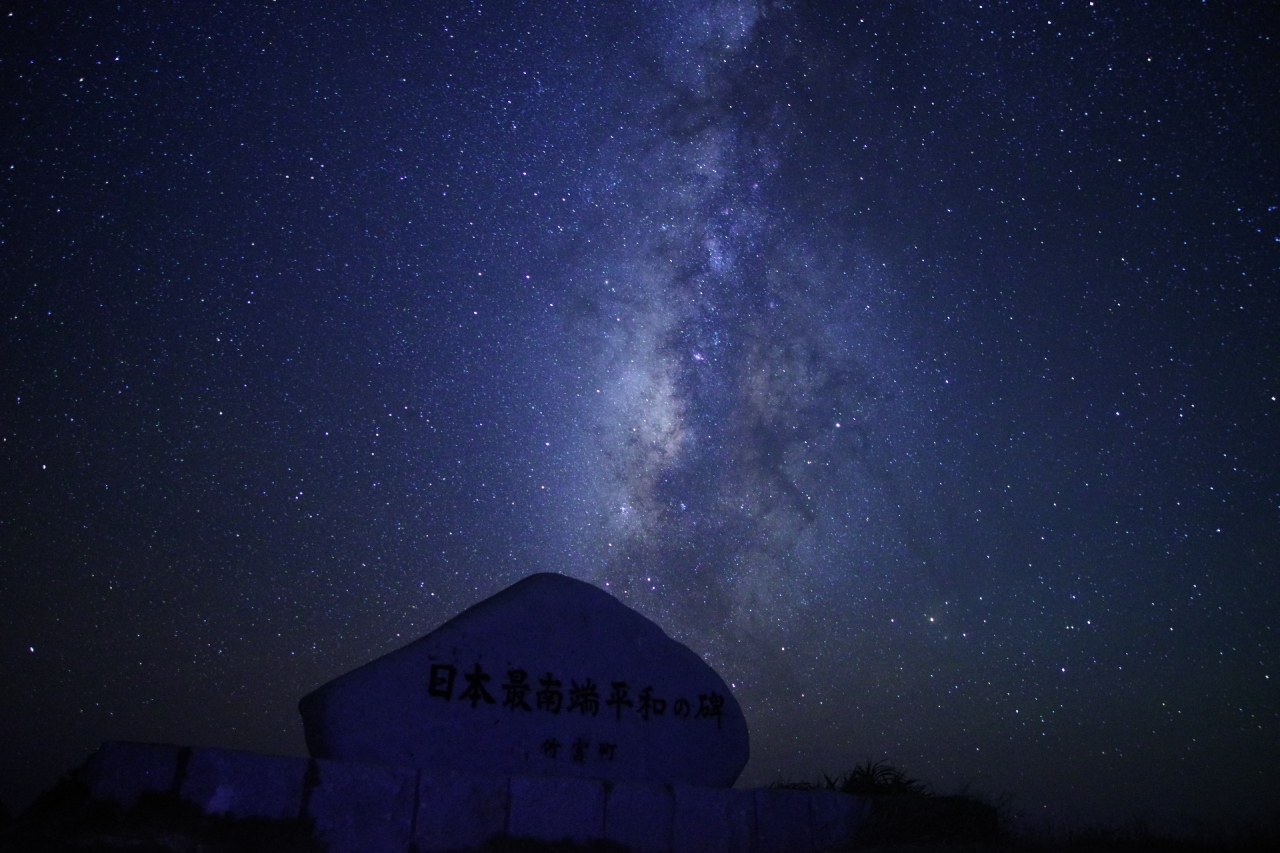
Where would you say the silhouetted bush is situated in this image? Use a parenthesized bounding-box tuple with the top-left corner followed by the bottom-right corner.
(832, 759, 932, 798)
(776, 759, 1008, 847)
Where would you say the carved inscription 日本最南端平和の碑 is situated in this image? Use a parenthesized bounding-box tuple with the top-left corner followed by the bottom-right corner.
(424, 662, 727, 728)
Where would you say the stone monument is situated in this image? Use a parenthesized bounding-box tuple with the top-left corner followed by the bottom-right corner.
(299, 572, 749, 787)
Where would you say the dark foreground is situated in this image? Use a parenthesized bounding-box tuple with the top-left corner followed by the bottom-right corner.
(0, 776, 1273, 853)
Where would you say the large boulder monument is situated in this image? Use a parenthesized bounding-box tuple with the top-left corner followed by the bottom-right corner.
(299, 572, 749, 787)
(71, 574, 872, 853)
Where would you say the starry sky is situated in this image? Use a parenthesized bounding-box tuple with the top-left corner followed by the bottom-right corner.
(2, 0, 1277, 832)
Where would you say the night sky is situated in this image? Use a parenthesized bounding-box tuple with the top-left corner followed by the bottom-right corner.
(3, 0, 1277, 833)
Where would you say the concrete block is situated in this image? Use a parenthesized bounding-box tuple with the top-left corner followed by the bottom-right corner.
(604, 780, 674, 853)
(305, 758, 418, 853)
(179, 747, 308, 820)
(507, 774, 605, 844)
(415, 771, 509, 852)
(88, 741, 182, 809)
(754, 788, 812, 853)
(808, 790, 870, 851)
(672, 785, 754, 853)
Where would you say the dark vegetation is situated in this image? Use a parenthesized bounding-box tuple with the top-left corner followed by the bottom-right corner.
(775, 759, 1006, 847)
(2, 760, 1274, 853)
(472, 839, 630, 853)
(776, 760, 1278, 852)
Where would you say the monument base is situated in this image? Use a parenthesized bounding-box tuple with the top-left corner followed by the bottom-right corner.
(80, 741, 870, 853)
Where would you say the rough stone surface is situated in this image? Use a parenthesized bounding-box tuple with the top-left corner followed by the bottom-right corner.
(88, 742, 181, 809)
(304, 758, 417, 853)
(604, 780, 675, 853)
(672, 785, 755, 853)
(299, 572, 748, 786)
(415, 771, 509, 852)
(179, 747, 308, 820)
(507, 775, 605, 844)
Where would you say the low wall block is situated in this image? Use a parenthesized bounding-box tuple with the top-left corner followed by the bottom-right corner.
(82, 742, 870, 853)
(809, 789, 871, 852)
(415, 771, 509, 853)
(180, 746, 309, 821)
(754, 788, 813, 853)
(305, 757, 418, 853)
(604, 780, 675, 853)
(672, 784, 756, 853)
(508, 774, 606, 844)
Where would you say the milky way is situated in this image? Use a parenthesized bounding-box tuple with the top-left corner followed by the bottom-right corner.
(540, 3, 922, 651)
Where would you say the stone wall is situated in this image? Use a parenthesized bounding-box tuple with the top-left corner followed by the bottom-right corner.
(84, 742, 870, 853)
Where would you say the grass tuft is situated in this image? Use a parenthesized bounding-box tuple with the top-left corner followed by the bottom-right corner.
(830, 759, 932, 798)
